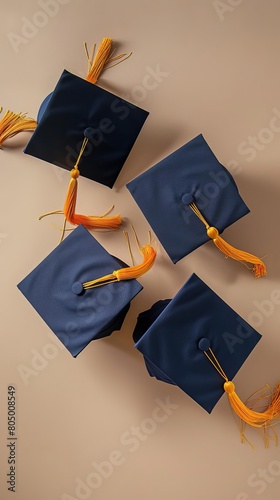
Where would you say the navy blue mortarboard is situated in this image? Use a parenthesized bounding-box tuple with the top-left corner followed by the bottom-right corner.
(133, 273, 263, 413)
(127, 134, 266, 277)
(133, 274, 280, 446)
(17, 225, 143, 357)
(24, 38, 149, 187)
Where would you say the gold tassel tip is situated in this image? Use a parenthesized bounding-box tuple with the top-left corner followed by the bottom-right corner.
(224, 381, 235, 394)
(0, 108, 37, 147)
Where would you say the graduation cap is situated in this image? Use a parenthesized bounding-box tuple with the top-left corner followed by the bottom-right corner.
(127, 134, 266, 277)
(0, 106, 36, 148)
(24, 38, 149, 187)
(133, 273, 280, 446)
(17, 225, 157, 357)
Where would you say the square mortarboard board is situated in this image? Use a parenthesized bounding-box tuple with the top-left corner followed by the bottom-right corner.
(17, 225, 143, 357)
(24, 69, 149, 187)
(133, 273, 262, 413)
(127, 134, 250, 264)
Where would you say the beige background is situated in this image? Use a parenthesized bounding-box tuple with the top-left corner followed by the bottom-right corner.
(1, 0, 280, 499)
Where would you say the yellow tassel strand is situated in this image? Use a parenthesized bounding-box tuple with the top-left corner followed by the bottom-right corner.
(0, 107, 37, 148)
(63, 166, 122, 230)
(224, 381, 280, 429)
(240, 385, 280, 448)
(189, 202, 267, 278)
(84, 38, 132, 84)
(82, 229, 157, 289)
(39, 136, 122, 242)
(203, 347, 280, 446)
(63, 137, 121, 230)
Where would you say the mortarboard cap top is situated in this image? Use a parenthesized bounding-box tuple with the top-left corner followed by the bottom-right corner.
(17, 225, 143, 357)
(17, 224, 157, 357)
(127, 134, 266, 277)
(133, 273, 279, 446)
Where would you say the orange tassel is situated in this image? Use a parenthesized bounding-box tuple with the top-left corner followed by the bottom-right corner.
(63, 167, 122, 230)
(206, 226, 267, 278)
(0, 107, 37, 148)
(83, 235, 157, 289)
(189, 203, 267, 278)
(84, 38, 132, 84)
(85, 37, 113, 84)
(204, 348, 280, 447)
(39, 136, 122, 241)
(224, 381, 280, 429)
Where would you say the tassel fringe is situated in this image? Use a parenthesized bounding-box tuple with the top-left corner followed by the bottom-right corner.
(204, 347, 280, 447)
(206, 226, 267, 278)
(63, 168, 122, 230)
(189, 202, 267, 278)
(0, 107, 37, 147)
(224, 381, 280, 429)
(85, 37, 132, 84)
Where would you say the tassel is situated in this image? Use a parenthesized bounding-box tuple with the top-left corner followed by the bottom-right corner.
(224, 381, 280, 429)
(204, 347, 280, 446)
(85, 37, 112, 83)
(39, 136, 122, 242)
(0, 107, 37, 148)
(83, 231, 157, 289)
(189, 202, 267, 278)
(63, 166, 122, 230)
(85, 38, 132, 84)
(206, 226, 267, 278)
